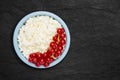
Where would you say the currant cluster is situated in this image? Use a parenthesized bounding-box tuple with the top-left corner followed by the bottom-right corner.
(28, 28, 66, 67)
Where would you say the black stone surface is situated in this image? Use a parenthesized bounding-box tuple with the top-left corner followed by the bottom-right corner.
(0, 0, 120, 80)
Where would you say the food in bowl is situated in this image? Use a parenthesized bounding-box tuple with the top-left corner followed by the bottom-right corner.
(17, 16, 66, 67)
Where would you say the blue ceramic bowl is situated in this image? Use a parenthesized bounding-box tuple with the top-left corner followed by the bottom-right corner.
(13, 11, 70, 69)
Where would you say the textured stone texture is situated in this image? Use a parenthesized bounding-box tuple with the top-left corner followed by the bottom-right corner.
(0, 0, 120, 80)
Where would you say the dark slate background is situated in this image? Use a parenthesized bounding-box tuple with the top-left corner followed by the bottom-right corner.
(0, 0, 120, 80)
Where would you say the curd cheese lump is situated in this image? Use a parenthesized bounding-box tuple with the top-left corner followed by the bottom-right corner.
(18, 16, 62, 58)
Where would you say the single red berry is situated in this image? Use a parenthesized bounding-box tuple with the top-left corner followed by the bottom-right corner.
(37, 53, 42, 58)
(57, 28, 64, 34)
(53, 34, 58, 41)
(46, 57, 51, 63)
(39, 59, 44, 65)
(28, 57, 33, 62)
(29, 53, 37, 58)
(35, 62, 41, 67)
(50, 42, 56, 47)
(48, 48, 54, 53)
(60, 39, 66, 45)
(57, 50, 62, 55)
(32, 58, 37, 64)
(52, 43, 58, 49)
(43, 62, 49, 67)
(43, 53, 48, 58)
(51, 49, 55, 53)
(60, 33, 66, 39)
(58, 46, 63, 51)
(54, 53, 60, 58)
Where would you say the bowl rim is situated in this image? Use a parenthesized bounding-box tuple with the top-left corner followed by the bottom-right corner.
(13, 11, 70, 69)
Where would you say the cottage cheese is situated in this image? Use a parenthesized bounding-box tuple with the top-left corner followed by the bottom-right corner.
(18, 16, 61, 58)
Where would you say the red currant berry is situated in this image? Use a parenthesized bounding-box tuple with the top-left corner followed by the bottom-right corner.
(52, 43, 58, 49)
(28, 57, 33, 62)
(58, 46, 63, 51)
(51, 49, 55, 53)
(60, 39, 66, 45)
(60, 33, 66, 39)
(39, 59, 44, 65)
(57, 50, 62, 55)
(54, 53, 60, 58)
(32, 58, 37, 64)
(50, 42, 55, 47)
(29, 53, 37, 58)
(53, 34, 58, 41)
(49, 48, 54, 53)
(35, 62, 41, 67)
(43, 53, 48, 58)
(57, 28, 64, 34)
(43, 62, 49, 67)
(46, 57, 51, 63)
(47, 49, 54, 56)
(37, 53, 42, 58)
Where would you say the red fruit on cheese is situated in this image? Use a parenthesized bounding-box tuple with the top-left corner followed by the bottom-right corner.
(50, 42, 55, 47)
(29, 53, 37, 58)
(28, 27, 66, 67)
(53, 34, 58, 42)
